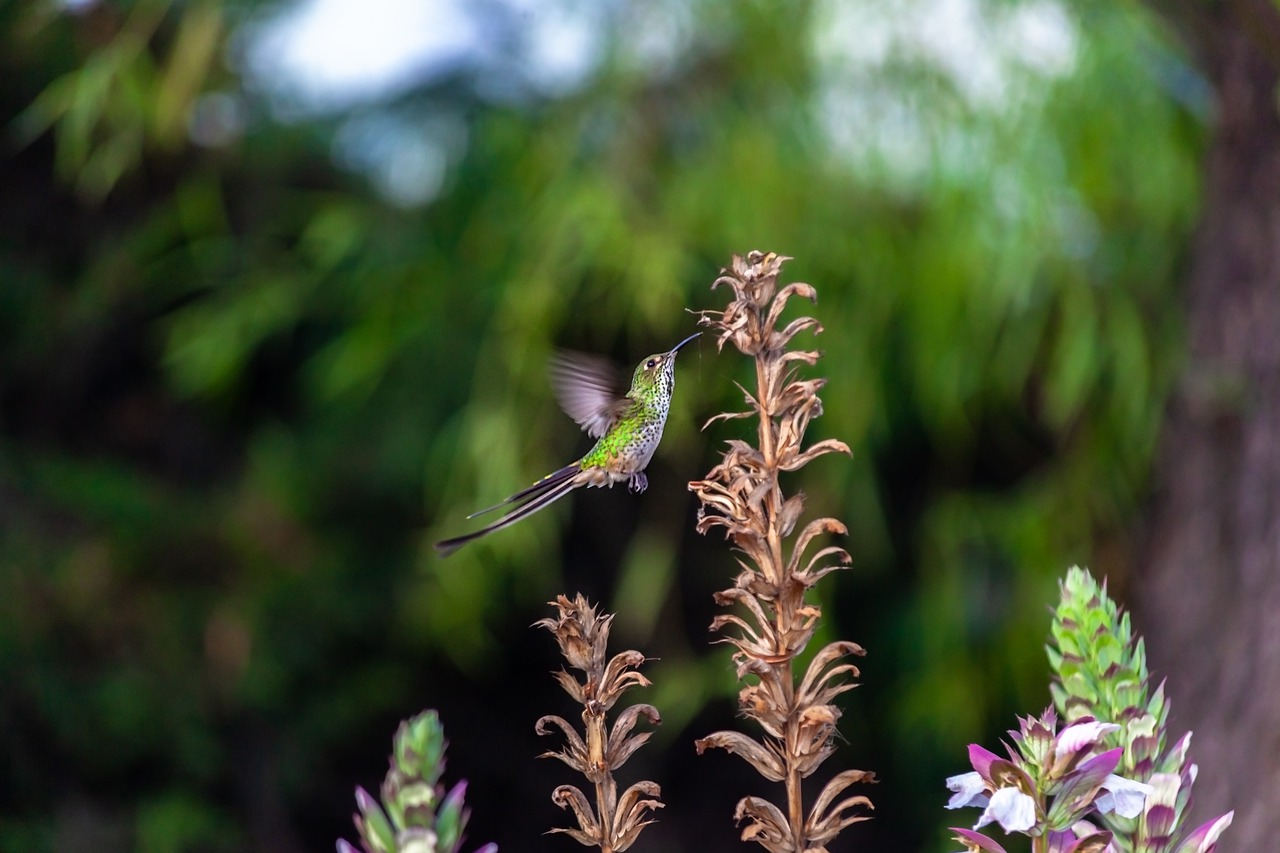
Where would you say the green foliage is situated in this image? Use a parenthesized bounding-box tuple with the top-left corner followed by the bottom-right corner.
(136, 793, 238, 853)
(0, 0, 1206, 850)
(13, 0, 225, 200)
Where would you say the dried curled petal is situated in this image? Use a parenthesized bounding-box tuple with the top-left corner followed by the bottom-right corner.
(806, 769, 877, 844)
(549, 784, 600, 846)
(735, 796, 792, 852)
(695, 731, 787, 782)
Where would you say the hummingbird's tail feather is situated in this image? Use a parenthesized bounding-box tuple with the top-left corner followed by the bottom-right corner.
(464, 464, 581, 519)
(434, 469, 581, 556)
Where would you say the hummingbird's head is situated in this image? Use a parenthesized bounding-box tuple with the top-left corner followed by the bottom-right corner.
(632, 332, 700, 400)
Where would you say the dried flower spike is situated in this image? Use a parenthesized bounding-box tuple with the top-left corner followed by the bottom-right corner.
(691, 252, 875, 851)
(536, 594, 663, 852)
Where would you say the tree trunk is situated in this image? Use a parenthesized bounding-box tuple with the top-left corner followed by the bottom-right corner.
(1136, 2, 1280, 847)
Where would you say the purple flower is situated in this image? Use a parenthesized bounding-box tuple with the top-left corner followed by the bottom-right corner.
(975, 786, 1037, 833)
(1094, 774, 1153, 819)
(1054, 720, 1120, 762)
(1172, 811, 1234, 853)
(968, 743, 1003, 779)
(946, 772, 990, 810)
(950, 826, 1010, 852)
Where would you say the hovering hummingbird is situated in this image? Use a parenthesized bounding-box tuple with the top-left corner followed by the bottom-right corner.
(434, 332, 701, 556)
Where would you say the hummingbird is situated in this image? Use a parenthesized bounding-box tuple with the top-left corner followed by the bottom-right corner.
(434, 332, 701, 556)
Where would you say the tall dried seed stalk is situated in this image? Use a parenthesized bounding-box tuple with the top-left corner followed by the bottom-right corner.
(691, 252, 875, 852)
(535, 594, 663, 852)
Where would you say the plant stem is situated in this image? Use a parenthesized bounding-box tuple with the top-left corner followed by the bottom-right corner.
(754, 347, 806, 848)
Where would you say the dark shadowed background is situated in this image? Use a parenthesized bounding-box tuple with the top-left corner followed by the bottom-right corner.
(3, 0, 1278, 851)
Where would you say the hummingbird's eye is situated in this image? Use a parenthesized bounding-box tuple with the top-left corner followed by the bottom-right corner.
(646, 358, 657, 369)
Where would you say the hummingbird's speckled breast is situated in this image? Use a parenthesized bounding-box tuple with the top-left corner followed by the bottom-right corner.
(578, 397, 670, 484)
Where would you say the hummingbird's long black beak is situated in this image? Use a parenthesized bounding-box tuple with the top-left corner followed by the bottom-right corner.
(669, 332, 701, 354)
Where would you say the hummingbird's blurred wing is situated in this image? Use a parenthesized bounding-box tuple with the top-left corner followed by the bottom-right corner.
(549, 350, 629, 438)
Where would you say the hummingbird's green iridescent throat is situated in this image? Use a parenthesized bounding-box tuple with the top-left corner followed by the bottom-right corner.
(434, 332, 701, 556)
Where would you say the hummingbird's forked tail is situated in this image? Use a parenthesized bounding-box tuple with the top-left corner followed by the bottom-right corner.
(433, 464, 581, 557)
(463, 464, 583, 519)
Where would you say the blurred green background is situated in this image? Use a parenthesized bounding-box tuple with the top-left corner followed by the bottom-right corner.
(0, 0, 1207, 851)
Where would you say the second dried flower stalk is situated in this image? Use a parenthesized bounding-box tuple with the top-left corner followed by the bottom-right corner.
(536, 594, 663, 852)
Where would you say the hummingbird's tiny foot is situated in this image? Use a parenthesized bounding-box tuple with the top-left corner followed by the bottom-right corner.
(628, 473, 648, 494)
